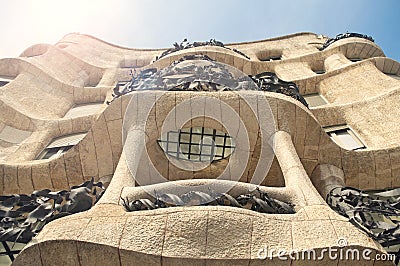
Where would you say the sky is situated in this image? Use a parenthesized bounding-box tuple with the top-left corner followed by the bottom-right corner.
(0, 0, 399, 61)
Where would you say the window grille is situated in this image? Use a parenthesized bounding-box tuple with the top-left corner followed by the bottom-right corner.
(0, 241, 25, 263)
(158, 127, 235, 162)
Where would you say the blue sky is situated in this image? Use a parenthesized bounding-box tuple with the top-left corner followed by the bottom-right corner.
(0, 0, 399, 61)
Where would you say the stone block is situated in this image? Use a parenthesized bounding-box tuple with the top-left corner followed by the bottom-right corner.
(251, 217, 292, 262)
(58, 119, 73, 135)
(163, 210, 207, 258)
(17, 165, 34, 194)
(120, 214, 166, 262)
(78, 131, 99, 178)
(3, 164, 19, 194)
(106, 118, 123, 170)
(63, 146, 85, 186)
(12, 242, 43, 266)
(277, 100, 296, 136)
(303, 116, 320, 160)
(79, 216, 126, 248)
(78, 243, 121, 266)
(104, 96, 122, 121)
(292, 220, 337, 251)
(206, 210, 252, 259)
(31, 163, 53, 191)
(49, 157, 69, 190)
(0, 164, 3, 195)
(40, 240, 80, 266)
(91, 114, 114, 178)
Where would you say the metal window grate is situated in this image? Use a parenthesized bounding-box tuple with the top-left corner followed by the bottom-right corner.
(158, 127, 235, 162)
(0, 241, 25, 262)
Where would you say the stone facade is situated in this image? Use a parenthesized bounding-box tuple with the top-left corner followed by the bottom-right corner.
(1, 32, 398, 265)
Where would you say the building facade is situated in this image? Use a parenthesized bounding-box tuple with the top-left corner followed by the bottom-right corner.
(0, 32, 399, 265)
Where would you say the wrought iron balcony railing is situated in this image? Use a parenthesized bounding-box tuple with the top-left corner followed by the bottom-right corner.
(320, 32, 374, 50)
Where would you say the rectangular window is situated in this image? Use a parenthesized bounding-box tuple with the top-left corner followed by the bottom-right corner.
(37, 146, 73, 160)
(324, 125, 365, 150)
(303, 93, 328, 108)
(35, 133, 86, 160)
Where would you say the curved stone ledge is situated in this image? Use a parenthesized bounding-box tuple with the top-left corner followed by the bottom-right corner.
(20, 43, 52, 57)
(12, 203, 389, 265)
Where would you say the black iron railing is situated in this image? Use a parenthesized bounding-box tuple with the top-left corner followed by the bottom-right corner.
(320, 32, 374, 50)
(122, 187, 294, 214)
(0, 178, 104, 258)
(327, 186, 400, 264)
(249, 72, 309, 107)
(154, 38, 250, 61)
(110, 55, 308, 107)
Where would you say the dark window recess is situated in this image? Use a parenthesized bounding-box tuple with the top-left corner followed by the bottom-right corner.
(0, 76, 14, 87)
(0, 81, 9, 87)
(37, 146, 73, 160)
(313, 69, 326, 74)
(260, 55, 282, 62)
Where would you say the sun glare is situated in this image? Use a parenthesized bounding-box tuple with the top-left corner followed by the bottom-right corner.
(27, 0, 112, 38)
